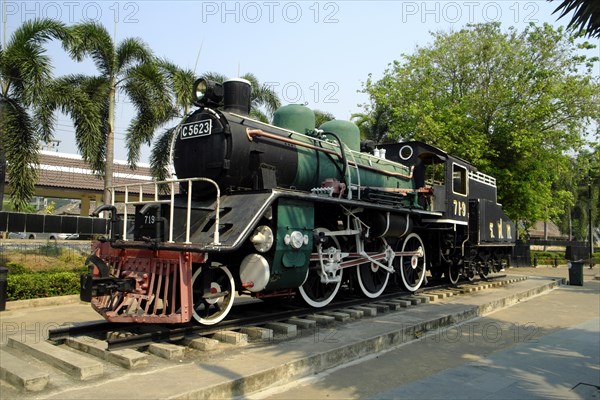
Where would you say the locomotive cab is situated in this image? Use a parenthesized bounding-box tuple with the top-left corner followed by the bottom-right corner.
(381, 141, 470, 223)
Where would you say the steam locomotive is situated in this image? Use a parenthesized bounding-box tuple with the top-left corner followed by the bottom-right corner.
(80, 78, 515, 325)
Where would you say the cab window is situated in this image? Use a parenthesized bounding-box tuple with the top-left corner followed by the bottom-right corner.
(452, 164, 467, 195)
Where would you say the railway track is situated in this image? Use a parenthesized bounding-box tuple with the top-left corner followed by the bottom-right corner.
(48, 274, 509, 350)
(1, 275, 538, 395)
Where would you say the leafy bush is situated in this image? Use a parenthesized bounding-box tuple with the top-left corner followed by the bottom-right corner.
(5, 261, 30, 275)
(6, 271, 81, 301)
(531, 251, 567, 266)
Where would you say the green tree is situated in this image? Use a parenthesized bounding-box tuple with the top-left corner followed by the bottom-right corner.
(314, 109, 335, 127)
(65, 22, 175, 205)
(559, 146, 600, 240)
(0, 19, 69, 210)
(361, 22, 599, 229)
(351, 106, 393, 143)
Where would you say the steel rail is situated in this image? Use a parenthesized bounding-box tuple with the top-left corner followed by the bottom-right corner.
(48, 274, 509, 350)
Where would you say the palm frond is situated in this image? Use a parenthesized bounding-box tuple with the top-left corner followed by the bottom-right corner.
(314, 109, 335, 127)
(67, 22, 115, 76)
(40, 76, 108, 174)
(0, 98, 39, 210)
(124, 63, 177, 166)
(116, 38, 153, 72)
(240, 72, 259, 87)
(552, 0, 600, 37)
(157, 59, 195, 113)
(2, 19, 69, 104)
(0, 19, 72, 210)
(150, 127, 178, 181)
(249, 108, 269, 123)
(252, 83, 282, 116)
(6, 19, 68, 49)
(201, 71, 228, 83)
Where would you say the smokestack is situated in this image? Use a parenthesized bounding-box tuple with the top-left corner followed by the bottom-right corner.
(223, 78, 252, 115)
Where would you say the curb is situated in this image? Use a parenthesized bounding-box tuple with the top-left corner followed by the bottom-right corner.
(176, 279, 560, 399)
(4, 295, 81, 311)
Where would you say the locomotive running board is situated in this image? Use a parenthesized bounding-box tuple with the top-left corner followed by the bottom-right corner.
(103, 188, 441, 253)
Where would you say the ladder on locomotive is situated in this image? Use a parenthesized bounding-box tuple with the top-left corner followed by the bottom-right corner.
(345, 143, 361, 200)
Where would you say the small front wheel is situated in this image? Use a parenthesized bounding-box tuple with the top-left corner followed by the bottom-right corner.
(192, 265, 235, 325)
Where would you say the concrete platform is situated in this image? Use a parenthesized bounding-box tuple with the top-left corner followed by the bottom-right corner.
(0, 275, 565, 399)
(254, 276, 599, 400)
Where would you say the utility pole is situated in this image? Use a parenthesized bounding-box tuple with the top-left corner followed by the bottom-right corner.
(589, 167, 594, 269)
(2, 0, 6, 48)
(1, 0, 6, 211)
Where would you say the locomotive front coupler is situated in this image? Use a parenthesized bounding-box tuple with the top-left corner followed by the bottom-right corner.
(80, 253, 136, 302)
(80, 275, 136, 302)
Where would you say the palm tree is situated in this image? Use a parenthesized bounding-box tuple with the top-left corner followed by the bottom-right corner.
(351, 106, 393, 143)
(149, 70, 281, 180)
(66, 21, 175, 205)
(550, 0, 600, 37)
(150, 61, 196, 181)
(0, 19, 70, 211)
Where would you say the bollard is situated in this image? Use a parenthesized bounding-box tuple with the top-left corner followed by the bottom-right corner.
(533, 254, 537, 267)
(0, 267, 8, 311)
(553, 255, 559, 268)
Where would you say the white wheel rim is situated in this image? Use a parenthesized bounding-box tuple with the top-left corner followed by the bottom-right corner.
(400, 233, 426, 292)
(356, 262, 389, 298)
(448, 264, 460, 284)
(298, 279, 342, 308)
(298, 228, 342, 308)
(192, 266, 235, 325)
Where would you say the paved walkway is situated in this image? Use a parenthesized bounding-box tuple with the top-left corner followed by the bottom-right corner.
(506, 264, 599, 281)
(251, 277, 600, 400)
(0, 269, 597, 399)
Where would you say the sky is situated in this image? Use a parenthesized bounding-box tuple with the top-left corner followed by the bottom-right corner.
(2, 0, 598, 163)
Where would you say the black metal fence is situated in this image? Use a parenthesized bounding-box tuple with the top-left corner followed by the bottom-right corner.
(511, 241, 531, 267)
(0, 211, 108, 239)
(512, 239, 591, 267)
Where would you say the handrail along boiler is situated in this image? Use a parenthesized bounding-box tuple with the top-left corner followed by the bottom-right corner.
(80, 77, 515, 325)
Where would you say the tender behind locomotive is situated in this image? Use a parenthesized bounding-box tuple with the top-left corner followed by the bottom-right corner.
(80, 77, 515, 325)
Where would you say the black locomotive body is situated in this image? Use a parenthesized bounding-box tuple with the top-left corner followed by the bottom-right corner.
(80, 78, 515, 325)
